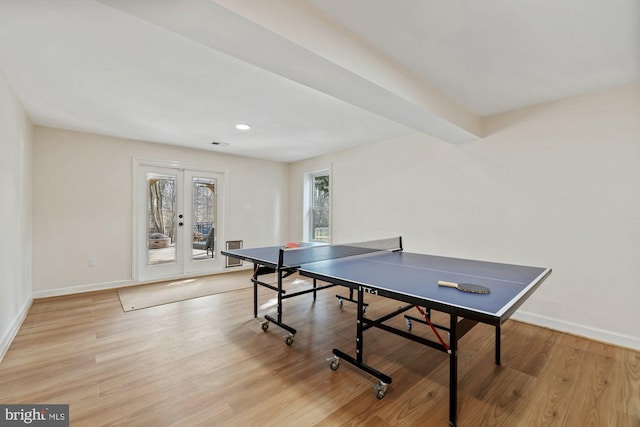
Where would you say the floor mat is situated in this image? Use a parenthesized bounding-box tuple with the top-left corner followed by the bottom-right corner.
(117, 270, 252, 311)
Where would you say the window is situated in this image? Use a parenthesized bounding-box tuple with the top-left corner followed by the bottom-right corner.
(305, 170, 330, 242)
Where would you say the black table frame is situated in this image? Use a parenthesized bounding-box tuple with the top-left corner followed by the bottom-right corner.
(299, 266, 551, 427)
(222, 249, 360, 345)
(224, 242, 551, 426)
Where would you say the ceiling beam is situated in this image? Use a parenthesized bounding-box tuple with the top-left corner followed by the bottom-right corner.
(99, 0, 482, 143)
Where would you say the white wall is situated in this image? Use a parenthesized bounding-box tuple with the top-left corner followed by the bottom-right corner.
(0, 71, 33, 360)
(32, 127, 289, 295)
(289, 82, 640, 350)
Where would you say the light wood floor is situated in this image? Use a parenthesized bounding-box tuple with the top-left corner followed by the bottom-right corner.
(1, 278, 639, 426)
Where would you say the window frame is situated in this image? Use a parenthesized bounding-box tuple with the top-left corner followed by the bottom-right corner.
(303, 168, 331, 243)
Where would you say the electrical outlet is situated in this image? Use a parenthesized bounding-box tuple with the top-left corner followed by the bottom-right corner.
(88, 257, 97, 267)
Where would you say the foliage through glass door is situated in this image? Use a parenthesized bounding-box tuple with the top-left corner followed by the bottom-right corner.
(147, 174, 177, 265)
(191, 177, 216, 260)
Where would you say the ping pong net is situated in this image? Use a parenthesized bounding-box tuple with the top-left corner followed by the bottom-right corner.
(278, 236, 402, 269)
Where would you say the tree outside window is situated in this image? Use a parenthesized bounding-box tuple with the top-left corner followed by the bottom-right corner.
(148, 176, 176, 242)
(311, 174, 330, 242)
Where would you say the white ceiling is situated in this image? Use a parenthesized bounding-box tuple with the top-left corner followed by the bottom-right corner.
(0, 0, 638, 162)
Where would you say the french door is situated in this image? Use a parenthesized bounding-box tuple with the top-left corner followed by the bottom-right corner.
(134, 161, 225, 282)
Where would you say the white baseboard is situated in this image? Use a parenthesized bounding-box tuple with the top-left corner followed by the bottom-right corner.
(513, 310, 640, 351)
(0, 297, 33, 363)
(30, 267, 254, 299)
(32, 279, 133, 299)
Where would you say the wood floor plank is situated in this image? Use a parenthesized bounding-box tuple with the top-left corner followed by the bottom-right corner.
(1, 281, 639, 426)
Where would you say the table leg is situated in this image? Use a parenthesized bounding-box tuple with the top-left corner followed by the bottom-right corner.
(330, 285, 392, 392)
(263, 269, 297, 344)
(252, 263, 258, 318)
(277, 270, 283, 323)
(449, 314, 458, 427)
(495, 324, 501, 365)
(356, 287, 364, 363)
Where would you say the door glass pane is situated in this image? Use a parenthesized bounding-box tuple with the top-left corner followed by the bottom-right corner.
(147, 173, 177, 265)
(192, 177, 216, 260)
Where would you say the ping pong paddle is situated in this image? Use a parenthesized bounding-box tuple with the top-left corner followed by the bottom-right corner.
(284, 242, 299, 249)
(438, 280, 490, 294)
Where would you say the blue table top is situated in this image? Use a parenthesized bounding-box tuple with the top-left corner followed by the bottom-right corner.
(222, 243, 550, 321)
(298, 251, 550, 319)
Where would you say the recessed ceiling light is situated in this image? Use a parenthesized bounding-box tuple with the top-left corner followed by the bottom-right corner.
(235, 123, 251, 131)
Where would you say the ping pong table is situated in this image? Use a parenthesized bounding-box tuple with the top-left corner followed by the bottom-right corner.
(220, 241, 371, 345)
(222, 237, 551, 426)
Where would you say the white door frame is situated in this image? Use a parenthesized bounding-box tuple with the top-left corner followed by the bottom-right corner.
(132, 159, 228, 283)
